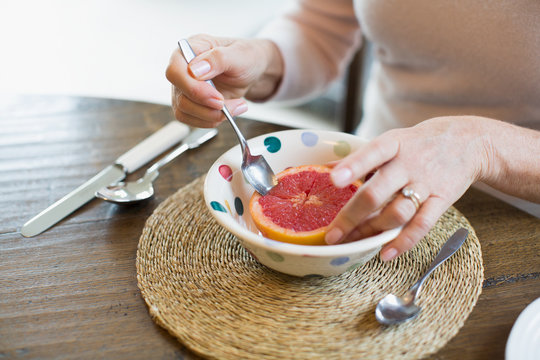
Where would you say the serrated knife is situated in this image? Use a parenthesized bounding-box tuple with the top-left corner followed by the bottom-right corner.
(20, 121, 189, 237)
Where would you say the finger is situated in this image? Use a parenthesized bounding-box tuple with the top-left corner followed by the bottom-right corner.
(325, 160, 339, 168)
(176, 112, 223, 129)
(225, 99, 249, 117)
(344, 183, 429, 241)
(186, 37, 256, 83)
(325, 161, 408, 244)
(379, 197, 448, 261)
(174, 94, 248, 128)
(173, 92, 222, 127)
(325, 161, 377, 174)
(187, 34, 235, 59)
(171, 86, 219, 127)
(187, 45, 232, 81)
(330, 133, 400, 188)
(337, 211, 380, 243)
(166, 50, 224, 110)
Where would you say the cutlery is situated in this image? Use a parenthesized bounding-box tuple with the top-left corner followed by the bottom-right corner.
(375, 227, 469, 325)
(178, 39, 277, 195)
(20, 121, 189, 237)
(96, 127, 218, 203)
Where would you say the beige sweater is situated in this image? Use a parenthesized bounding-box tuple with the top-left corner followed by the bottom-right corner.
(258, 0, 540, 138)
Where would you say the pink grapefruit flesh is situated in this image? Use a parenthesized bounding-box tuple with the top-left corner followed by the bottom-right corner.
(249, 165, 361, 245)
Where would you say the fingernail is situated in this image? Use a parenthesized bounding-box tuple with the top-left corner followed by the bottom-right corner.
(331, 167, 353, 188)
(189, 60, 211, 78)
(325, 228, 344, 245)
(208, 97, 224, 110)
(381, 247, 398, 262)
(232, 102, 248, 116)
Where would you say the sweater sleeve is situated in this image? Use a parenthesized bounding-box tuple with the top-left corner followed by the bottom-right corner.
(256, 0, 362, 104)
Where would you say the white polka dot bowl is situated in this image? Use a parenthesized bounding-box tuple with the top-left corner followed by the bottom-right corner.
(203, 129, 401, 277)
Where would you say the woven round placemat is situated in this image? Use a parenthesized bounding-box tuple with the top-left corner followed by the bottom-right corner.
(137, 176, 484, 360)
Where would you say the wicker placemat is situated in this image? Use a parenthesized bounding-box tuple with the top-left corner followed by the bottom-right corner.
(137, 176, 484, 360)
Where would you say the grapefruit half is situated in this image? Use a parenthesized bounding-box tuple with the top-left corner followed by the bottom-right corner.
(249, 165, 361, 245)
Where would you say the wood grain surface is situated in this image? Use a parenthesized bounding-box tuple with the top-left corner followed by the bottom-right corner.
(1, 95, 538, 359)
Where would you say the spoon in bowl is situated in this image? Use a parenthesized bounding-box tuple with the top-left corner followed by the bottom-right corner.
(375, 227, 469, 325)
(178, 39, 277, 196)
(96, 127, 217, 204)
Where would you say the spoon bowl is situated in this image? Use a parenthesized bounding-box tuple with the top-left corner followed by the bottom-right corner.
(96, 128, 217, 204)
(241, 150, 278, 196)
(96, 171, 157, 203)
(375, 228, 469, 325)
(375, 294, 421, 325)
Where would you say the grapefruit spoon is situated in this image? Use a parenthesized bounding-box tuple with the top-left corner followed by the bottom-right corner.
(248, 165, 362, 245)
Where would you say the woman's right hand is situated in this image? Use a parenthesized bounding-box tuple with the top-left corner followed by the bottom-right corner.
(165, 34, 283, 128)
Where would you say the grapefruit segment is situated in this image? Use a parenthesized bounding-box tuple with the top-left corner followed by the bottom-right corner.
(249, 165, 361, 245)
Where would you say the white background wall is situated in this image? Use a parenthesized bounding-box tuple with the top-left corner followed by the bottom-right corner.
(0, 0, 340, 130)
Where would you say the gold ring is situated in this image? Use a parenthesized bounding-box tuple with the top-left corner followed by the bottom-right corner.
(402, 186, 421, 210)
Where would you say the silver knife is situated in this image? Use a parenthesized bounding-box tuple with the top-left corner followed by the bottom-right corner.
(21, 121, 190, 237)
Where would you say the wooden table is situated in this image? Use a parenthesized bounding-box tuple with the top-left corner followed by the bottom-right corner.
(1, 95, 538, 359)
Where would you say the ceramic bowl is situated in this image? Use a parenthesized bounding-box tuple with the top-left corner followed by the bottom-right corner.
(203, 129, 401, 277)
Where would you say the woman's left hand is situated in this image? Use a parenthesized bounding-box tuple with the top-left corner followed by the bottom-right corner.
(325, 116, 493, 261)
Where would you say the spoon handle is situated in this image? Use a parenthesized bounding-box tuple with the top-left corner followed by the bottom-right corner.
(178, 39, 249, 155)
(146, 128, 218, 174)
(409, 228, 469, 298)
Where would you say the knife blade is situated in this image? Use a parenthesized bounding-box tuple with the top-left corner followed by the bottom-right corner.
(21, 121, 189, 237)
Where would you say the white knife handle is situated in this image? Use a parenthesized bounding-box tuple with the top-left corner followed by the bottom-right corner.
(115, 121, 189, 173)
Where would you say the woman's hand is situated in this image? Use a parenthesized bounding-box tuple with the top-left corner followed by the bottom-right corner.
(165, 34, 283, 128)
(325, 116, 495, 261)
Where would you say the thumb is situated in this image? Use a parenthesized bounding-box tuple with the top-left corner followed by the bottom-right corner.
(186, 35, 235, 80)
(187, 34, 235, 56)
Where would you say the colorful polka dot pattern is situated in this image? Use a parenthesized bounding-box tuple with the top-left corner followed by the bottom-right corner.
(301, 131, 319, 147)
(333, 141, 351, 158)
(330, 257, 350, 266)
(218, 165, 233, 182)
(263, 136, 281, 153)
(210, 131, 357, 275)
(210, 201, 227, 212)
(234, 197, 244, 216)
(266, 251, 284, 262)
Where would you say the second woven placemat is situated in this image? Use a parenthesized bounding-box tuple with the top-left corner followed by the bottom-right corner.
(137, 176, 484, 360)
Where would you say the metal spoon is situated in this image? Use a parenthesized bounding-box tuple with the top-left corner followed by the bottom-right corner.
(95, 128, 217, 203)
(178, 39, 277, 195)
(375, 227, 469, 325)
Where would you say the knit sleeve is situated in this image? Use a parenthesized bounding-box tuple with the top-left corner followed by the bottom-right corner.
(256, 0, 362, 104)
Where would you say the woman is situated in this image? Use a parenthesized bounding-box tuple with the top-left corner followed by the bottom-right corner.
(165, 0, 540, 261)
